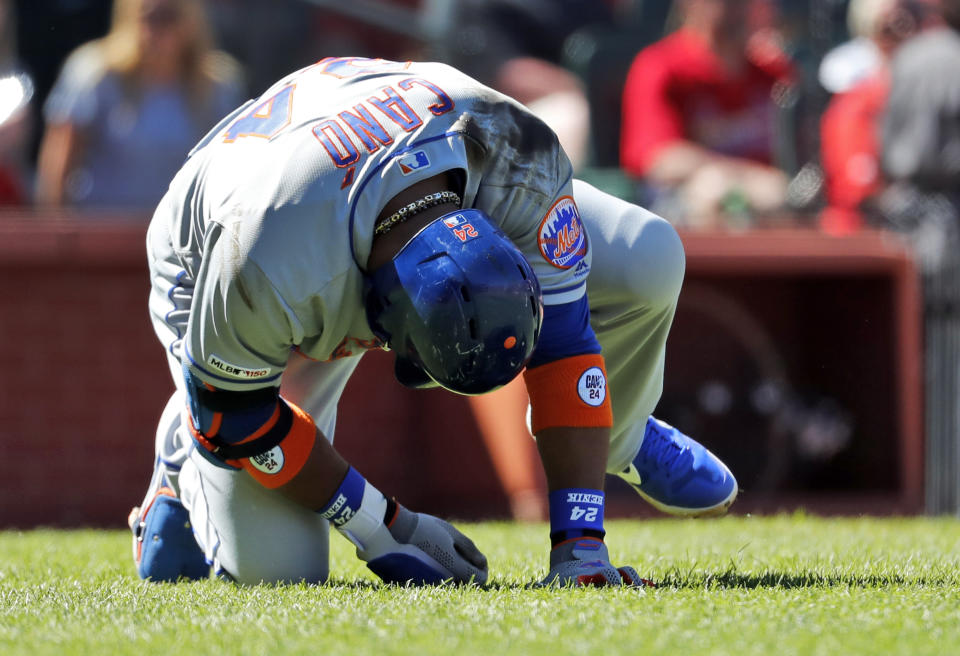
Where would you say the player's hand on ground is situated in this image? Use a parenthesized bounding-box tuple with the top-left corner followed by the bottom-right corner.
(357, 503, 488, 586)
(539, 537, 654, 588)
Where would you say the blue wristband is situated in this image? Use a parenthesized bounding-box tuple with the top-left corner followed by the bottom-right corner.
(548, 487, 605, 535)
(317, 466, 366, 527)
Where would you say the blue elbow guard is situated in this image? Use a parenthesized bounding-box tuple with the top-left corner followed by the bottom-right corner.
(182, 363, 283, 469)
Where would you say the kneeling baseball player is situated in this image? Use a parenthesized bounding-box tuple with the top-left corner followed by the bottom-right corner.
(130, 57, 738, 587)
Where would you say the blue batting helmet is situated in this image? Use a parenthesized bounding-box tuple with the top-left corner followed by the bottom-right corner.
(364, 208, 543, 395)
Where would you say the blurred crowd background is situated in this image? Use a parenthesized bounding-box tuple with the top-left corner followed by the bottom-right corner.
(2, 0, 959, 524)
(1, 0, 956, 235)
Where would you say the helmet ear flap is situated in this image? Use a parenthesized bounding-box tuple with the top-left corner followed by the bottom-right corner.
(366, 271, 439, 390)
(394, 354, 439, 389)
(363, 263, 399, 344)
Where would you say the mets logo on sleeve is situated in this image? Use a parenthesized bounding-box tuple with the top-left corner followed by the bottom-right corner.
(538, 196, 587, 269)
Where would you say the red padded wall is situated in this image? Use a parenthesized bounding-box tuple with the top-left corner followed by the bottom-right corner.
(0, 218, 507, 528)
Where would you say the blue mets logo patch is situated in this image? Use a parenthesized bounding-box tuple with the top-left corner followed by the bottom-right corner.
(538, 196, 587, 269)
(398, 150, 430, 175)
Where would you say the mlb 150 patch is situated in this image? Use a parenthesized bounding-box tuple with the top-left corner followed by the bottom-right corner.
(538, 196, 587, 269)
(206, 353, 272, 379)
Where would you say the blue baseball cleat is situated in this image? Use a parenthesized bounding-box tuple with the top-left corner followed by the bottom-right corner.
(618, 417, 738, 517)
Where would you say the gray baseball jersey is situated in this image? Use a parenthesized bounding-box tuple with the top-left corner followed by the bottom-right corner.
(148, 58, 592, 391)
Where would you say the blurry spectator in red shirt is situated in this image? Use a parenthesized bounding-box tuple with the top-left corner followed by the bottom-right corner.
(818, 0, 920, 235)
(620, 0, 794, 228)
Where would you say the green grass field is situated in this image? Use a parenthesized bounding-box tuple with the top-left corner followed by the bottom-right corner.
(2, 515, 959, 656)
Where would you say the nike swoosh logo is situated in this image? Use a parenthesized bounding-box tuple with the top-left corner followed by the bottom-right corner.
(620, 463, 643, 486)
